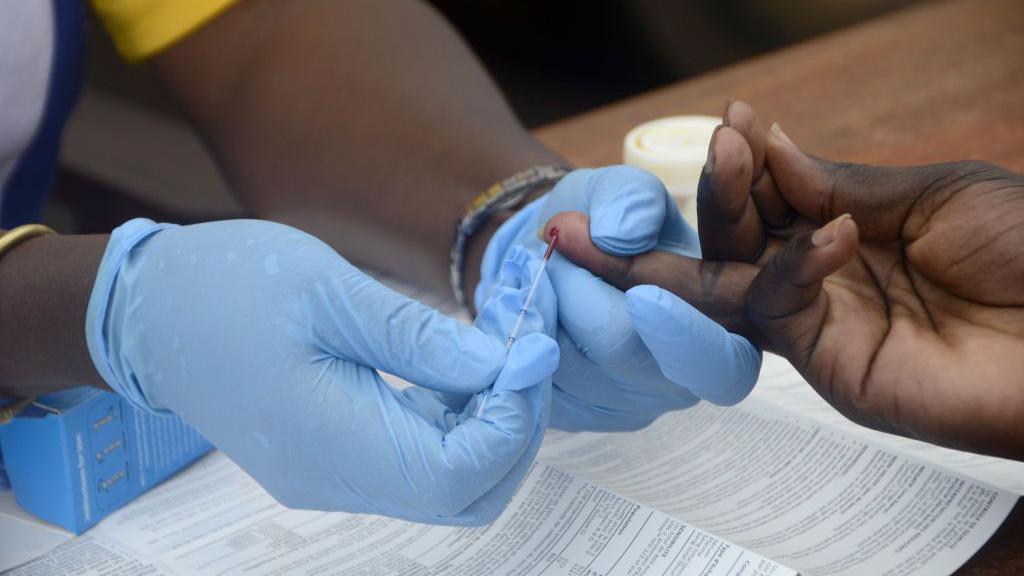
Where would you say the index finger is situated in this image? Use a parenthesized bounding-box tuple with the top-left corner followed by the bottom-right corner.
(543, 211, 763, 345)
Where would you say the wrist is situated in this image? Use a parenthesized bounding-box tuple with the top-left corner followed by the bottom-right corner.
(454, 168, 564, 313)
(0, 232, 108, 397)
(86, 220, 176, 414)
(463, 213, 511, 316)
(463, 194, 550, 315)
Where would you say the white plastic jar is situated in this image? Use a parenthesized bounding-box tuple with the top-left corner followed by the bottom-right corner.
(623, 115, 721, 229)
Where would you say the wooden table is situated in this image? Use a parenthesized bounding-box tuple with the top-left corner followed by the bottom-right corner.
(533, 0, 1024, 573)
(535, 0, 1024, 173)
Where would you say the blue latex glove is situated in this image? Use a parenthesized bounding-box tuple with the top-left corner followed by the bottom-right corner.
(434, 244, 558, 519)
(478, 166, 762, 432)
(86, 218, 558, 525)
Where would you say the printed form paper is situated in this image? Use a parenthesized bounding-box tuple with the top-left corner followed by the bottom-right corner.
(751, 354, 1024, 495)
(0, 491, 71, 572)
(4, 392, 1016, 575)
(538, 399, 1018, 576)
(5, 451, 789, 576)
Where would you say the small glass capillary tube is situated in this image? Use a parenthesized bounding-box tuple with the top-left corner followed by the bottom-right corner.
(474, 227, 559, 418)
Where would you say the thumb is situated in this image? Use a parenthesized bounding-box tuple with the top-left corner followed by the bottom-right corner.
(626, 285, 761, 406)
(746, 213, 859, 366)
(539, 166, 670, 256)
(766, 123, 968, 241)
(586, 166, 670, 255)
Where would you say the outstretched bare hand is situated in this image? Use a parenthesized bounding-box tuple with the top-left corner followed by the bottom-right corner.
(547, 101, 1024, 460)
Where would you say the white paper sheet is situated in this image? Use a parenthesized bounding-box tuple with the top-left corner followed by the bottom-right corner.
(751, 354, 1024, 495)
(3, 281, 1020, 574)
(5, 452, 791, 576)
(538, 398, 1018, 576)
(0, 491, 72, 573)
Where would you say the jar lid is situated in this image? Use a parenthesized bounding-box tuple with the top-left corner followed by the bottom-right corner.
(623, 115, 721, 198)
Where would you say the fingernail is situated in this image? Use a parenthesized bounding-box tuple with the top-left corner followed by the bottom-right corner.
(723, 98, 735, 127)
(812, 213, 852, 247)
(770, 122, 796, 147)
(536, 226, 548, 242)
(705, 125, 723, 174)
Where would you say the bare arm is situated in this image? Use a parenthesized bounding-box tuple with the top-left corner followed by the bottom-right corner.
(0, 233, 108, 397)
(3, 0, 555, 398)
(152, 0, 562, 296)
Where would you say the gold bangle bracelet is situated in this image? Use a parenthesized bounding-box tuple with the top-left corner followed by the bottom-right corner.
(0, 223, 57, 256)
(0, 396, 37, 425)
(0, 223, 58, 424)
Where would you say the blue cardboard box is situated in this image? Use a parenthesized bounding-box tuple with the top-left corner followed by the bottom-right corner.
(0, 387, 211, 533)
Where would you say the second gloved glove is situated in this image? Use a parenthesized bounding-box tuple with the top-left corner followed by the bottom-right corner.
(87, 218, 557, 525)
(478, 166, 761, 431)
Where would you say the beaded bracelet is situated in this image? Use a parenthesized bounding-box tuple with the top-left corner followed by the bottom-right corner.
(449, 165, 569, 307)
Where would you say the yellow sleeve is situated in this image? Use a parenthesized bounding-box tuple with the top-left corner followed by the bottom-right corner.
(90, 0, 241, 62)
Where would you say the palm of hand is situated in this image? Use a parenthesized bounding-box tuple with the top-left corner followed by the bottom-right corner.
(802, 168, 1024, 453)
(693, 100, 1024, 457)
(548, 101, 1024, 457)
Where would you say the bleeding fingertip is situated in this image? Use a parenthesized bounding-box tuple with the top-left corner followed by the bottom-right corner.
(545, 211, 589, 258)
(536, 223, 562, 243)
(543, 211, 581, 238)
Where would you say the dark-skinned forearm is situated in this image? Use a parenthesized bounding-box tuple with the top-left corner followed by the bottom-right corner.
(153, 0, 563, 297)
(0, 233, 108, 397)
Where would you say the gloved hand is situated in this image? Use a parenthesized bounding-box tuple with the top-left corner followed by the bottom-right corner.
(478, 166, 761, 431)
(86, 218, 558, 525)
(437, 243, 558, 519)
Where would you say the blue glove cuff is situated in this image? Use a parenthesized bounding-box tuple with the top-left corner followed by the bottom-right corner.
(474, 197, 546, 312)
(86, 218, 174, 415)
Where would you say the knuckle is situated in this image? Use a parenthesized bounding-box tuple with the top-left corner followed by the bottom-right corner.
(696, 259, 725, 297)
(821, 160, 859, 221)
(615, 255, 636, 287)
